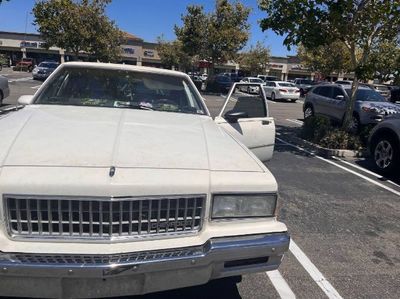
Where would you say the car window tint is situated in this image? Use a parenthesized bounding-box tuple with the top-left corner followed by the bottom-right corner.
(319, 86, 332, 97)
(313, 86, 321, 95)
(332, 87, 345, 98)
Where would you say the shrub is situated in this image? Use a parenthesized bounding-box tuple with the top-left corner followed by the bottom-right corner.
(300, 115, 363, 150)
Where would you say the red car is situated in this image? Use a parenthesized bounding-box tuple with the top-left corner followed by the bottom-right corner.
(13, 58, 35, 72)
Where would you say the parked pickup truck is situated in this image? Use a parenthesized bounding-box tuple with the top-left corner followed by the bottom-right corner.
(0, 62, 289, 298)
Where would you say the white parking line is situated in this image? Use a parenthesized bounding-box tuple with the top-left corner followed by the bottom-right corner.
(277, 137, 400, 197)
(289, 240, 343, 299)
(267, 270, 296, 299)
(286, 119, 303, 126)
(8, 77, 32, 83)
(31, 84, 42, 89)
(331, 156, 400, 188)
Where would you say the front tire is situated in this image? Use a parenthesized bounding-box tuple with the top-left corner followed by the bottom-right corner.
(271, 92, 276, 101)
(371, 134, 399, 175)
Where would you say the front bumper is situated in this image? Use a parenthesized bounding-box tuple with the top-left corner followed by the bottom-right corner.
(32, 73, 49, 80)
(276, 92, 300, 100)
(0, 232, 289, 298)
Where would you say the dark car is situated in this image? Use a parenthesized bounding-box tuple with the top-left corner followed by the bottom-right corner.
(207, 75, 233, 93)
(388, 86, 400, 103)
(32, 61, 59, 80)
(368, 115, 400, 175)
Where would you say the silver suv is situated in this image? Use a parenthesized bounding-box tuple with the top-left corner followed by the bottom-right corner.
(303, 84, 400, 131)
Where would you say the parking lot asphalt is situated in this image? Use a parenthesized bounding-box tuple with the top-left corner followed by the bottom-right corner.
(1, 77, 399, 299)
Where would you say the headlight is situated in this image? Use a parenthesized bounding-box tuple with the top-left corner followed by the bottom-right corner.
(362, 106, 379, 113)
(212, 193, 277, 219)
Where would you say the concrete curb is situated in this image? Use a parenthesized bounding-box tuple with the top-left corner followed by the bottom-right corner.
(282, 134, 368, 158)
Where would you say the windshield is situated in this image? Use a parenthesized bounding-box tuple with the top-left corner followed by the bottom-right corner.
(249, 78, 264, 83)
(345, 88, 386, 102)
(278, 82, 296, 87)
(35, 67, 206, 115)
(39, 62, 58, 68)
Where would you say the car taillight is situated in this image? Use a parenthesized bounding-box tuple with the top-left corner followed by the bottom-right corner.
(279, 89, 288, 92)
(295, 89, 300, 93)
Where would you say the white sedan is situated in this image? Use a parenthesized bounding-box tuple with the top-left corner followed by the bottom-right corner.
(239, 77, 265, 93)
(264, 81, 300, 102)
(0, 62, 288, 298)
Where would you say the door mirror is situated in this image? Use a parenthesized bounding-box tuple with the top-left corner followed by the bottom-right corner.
(18, 95, 34, 105)
(224, 110, 248, 123)
(336, 95, 345, 100)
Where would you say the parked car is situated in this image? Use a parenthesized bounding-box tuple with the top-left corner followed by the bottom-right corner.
(32, 61, 59, 80)
(13, 57, 35, 72)
(388, 86, 400, 103)
(368, 115, 400, 175)
(334, 80, 353, 85)
(0, 63, 288, 298)
(293, 78, 315, 96)
(0, 74, 10, 106)
(372, 84, 391, 100)
(263, 81, 300, 102)
(257, 75, 279, 82)
(239, 77, 265, 93)
(207, 74, 233, 93)
(304, 84, 400, 132)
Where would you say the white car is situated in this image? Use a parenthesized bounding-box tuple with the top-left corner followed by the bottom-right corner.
(239, 77, 265, 93)
(0, 74, 10, 106)
(0, 62, 289, 298)
(264, 81, 300, 102)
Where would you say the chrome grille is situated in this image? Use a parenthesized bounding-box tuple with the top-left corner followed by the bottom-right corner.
(4, 195, 205, 241)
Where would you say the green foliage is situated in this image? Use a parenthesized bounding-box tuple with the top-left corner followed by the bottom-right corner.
(174, 0, 251, 67)
(33, 0, 123, 62)
(365, 41, 400, 83)
(297, 42, 352, 77)
(0, 54, 7, 65)
(300, 116, 362, 150)
(258, 0, 400, 130)
(238, 41, 270, 76)
(156, 37, 192, 71)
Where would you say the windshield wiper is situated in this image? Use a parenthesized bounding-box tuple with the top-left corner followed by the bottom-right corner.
(116, 103, 154, 111)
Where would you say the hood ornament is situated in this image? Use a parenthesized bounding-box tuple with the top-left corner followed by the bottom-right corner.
(109, 166, 116, 177)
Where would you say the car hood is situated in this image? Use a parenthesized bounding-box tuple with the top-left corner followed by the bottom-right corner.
(360, 101, 400, 114)
(0, 105, 263, 172)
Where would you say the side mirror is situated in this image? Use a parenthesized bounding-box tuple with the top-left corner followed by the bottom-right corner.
(336, 95, 345, 101)
(18, 95, 34, 105)
(224, 111, 248, 123)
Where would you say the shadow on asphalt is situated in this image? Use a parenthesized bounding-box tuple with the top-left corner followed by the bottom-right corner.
(353, 158, 400, 184)
(119, 277, 242, 299)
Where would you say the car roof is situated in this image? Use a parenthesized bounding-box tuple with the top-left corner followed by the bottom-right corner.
(61, 62, 189, 79)
(275, 81, 294, 84)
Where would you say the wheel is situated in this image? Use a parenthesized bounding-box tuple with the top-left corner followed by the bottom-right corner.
(300, 88, 305, 97)
(247, 86, 251, 94)
(271, 92, 276, 101)
(291, 99, 297, 103)
(304, 105, 314, 119)
(371, 134, 399, 175)
(0, 90, 3, 107)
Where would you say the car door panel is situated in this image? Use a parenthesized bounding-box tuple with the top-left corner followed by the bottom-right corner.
(214, 83, 275, 161)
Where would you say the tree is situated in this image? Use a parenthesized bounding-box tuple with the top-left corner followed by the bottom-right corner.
(238, 42, 270, 76)
(174, 0, 251, 73)
(33, 0, 123, 62)
(156, 37, 191, 71)
(365, 41, 400, 83)
(297, 42, 352, 79)
(259, 0, 400, 130)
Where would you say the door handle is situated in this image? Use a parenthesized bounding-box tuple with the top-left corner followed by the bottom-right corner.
(262, 120, 270, 125)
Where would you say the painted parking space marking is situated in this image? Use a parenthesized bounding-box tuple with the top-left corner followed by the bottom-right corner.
(31, 84, 42, 89)
(286, 119, 303, 126)
(331, 156, 400, 189)
(267, 270, 296, 299)
(289, 240, 343, 299)
(8, 77, 32, 83)
(276, 137, 400, 197)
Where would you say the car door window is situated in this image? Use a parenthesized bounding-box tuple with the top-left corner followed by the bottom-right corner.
(332, 87, 345, 99)
(319, 86, 333, 98)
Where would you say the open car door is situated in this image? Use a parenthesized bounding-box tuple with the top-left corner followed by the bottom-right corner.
(214, 83, 275, 161)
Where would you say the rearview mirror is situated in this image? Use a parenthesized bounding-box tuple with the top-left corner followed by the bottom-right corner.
(224, 111, 248, 123)
(18, 95, 34, 105)
(336, 95, 345, 101)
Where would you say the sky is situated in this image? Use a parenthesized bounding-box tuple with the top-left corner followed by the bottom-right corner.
(0, 0, 296, 56)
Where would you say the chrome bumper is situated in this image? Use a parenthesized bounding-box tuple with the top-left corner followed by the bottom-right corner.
(0, 232, 289, 298)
